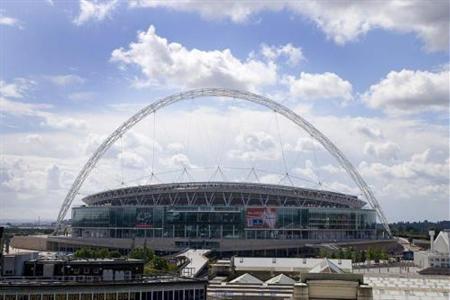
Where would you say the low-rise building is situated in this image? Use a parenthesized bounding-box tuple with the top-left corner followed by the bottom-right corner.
(0, 276, 207, 300)
(414, 230, 450, 269)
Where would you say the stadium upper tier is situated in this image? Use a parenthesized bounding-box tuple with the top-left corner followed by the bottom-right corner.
(82, 182, 365, 209)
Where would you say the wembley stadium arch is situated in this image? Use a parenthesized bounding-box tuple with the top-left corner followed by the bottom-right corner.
(53, 88, 392, 253)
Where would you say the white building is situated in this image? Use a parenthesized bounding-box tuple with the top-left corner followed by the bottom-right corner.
(414, 230, 450, 269)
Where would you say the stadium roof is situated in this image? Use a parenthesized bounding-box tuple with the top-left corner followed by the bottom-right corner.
(82, 181, 365, 209)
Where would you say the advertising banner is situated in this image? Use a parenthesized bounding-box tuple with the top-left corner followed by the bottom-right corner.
(136, 208, 153, 228)
(246, 207, 277, 228)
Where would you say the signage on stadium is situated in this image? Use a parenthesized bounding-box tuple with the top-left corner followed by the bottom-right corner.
(246, 207, 277, 228)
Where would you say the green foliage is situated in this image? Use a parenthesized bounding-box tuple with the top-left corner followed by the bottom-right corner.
(109, 250, 122, 258)
(152, 256, 169, 270)
(128, 246, 171, 274)
(317, 246, 389, 263)
(74, 247, 94, 258)
(128, 247, 155, 263)
(73, 247, 122, 259)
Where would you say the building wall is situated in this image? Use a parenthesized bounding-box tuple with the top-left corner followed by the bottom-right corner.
(71, 205, 377, 242)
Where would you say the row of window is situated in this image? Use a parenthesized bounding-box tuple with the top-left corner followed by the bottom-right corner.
(0, 289, 205, 300)
(72, 206, 376, 230)
(73, 226, 376, 240)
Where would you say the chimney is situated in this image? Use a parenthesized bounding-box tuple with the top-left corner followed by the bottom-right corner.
(429, 230, 435, 252)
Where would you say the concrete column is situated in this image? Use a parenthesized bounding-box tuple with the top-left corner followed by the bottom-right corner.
(292, 282, 309, 300)
(357, 285, 373, 300)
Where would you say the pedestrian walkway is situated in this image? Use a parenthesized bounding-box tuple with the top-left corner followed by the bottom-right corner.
(177, 249, 210, 278)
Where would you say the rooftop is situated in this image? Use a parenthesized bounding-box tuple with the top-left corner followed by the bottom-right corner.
(82, 181, 365, 209)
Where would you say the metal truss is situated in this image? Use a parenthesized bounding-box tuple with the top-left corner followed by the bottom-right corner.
(81, 181, 365, 209)
(54, 88, 392, 237)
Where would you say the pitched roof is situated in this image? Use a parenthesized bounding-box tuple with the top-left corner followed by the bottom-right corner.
(434, 230, 450, 254)
(309, 258, 344, 274)
(265, 273, 296, 285)
(230, 273, 263, 284)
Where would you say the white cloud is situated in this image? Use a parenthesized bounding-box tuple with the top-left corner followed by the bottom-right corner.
(74, 0, 118, 25)
(287, 72, 353, 102)
(23, 134, 43, 144)
(46, 165, 61, 190)
(42, 115, 87, 130)
(0, 97, 51, 116)
(128, 1, 450, 52)
(364, 141, 400, 161)
(0, 12, 22, 28)
(362, 69, 449, 114)
(111, 25, 278, 91)
(118, 151, 146, 169)
(359, 149, 448, 181)
(160, 153, 195, 169)
(287, 137, 322, 153)
(0, 78, 34, 98)
(0, 97, 86, 131)
(353, 123, 383, 140)
(260, 43, 304, 66)
(46, 74, 85, 86)
(228, 131, 279, 161)
(128, 0, 285, 23)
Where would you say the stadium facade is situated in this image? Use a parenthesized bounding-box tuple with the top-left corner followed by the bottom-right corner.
(69, 182, 377, 252)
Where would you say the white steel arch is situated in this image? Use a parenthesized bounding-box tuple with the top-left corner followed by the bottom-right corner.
(55, 88, 392, 236)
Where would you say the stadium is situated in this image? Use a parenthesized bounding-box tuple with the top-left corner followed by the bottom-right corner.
(12, 89, 392, 255)
(69, 181, 377, 253)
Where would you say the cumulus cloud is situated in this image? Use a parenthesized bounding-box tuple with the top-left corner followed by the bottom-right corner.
(111, 25, 278, 91)
(286, 137, 323, 153)
(260, 43, 304, 66)
(118, 151, 146, 169)
(364, 141, 400, 161)
(362, 69, 449, 114)
(359, 149, 448, 181)
(46, 74, 85, 86)
(0, 78, 34, 98)
(160, 153, 195, 169)
(353, 123, 383, 140)
(0, 97, 86, 131)
(287, 72, 353, 102)
(228, 131, 279, 161)
(128, 1, 450, 52)
(74, 0, 118, 25)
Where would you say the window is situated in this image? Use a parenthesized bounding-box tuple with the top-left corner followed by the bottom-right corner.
(81, 295, 92, 300)
(68, 295, 79, 300)
(152, 292, 162, 300)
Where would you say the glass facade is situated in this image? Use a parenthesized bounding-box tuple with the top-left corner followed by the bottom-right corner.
(72, 205, 376, 241)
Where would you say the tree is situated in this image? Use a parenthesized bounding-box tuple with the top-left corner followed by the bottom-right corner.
(74, 247, 94, 258)
(152, 256, 168, 270)
(360, 250, 367, 263)
(367, 247, 375, 262)
(95, 248, 110, 259)
(319, 248, 328, 258)
(128, 247, 154, 263)
(109, 250, 122, 258)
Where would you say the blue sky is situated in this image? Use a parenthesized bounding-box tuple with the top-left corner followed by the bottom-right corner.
(0, 0, 449, 222)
